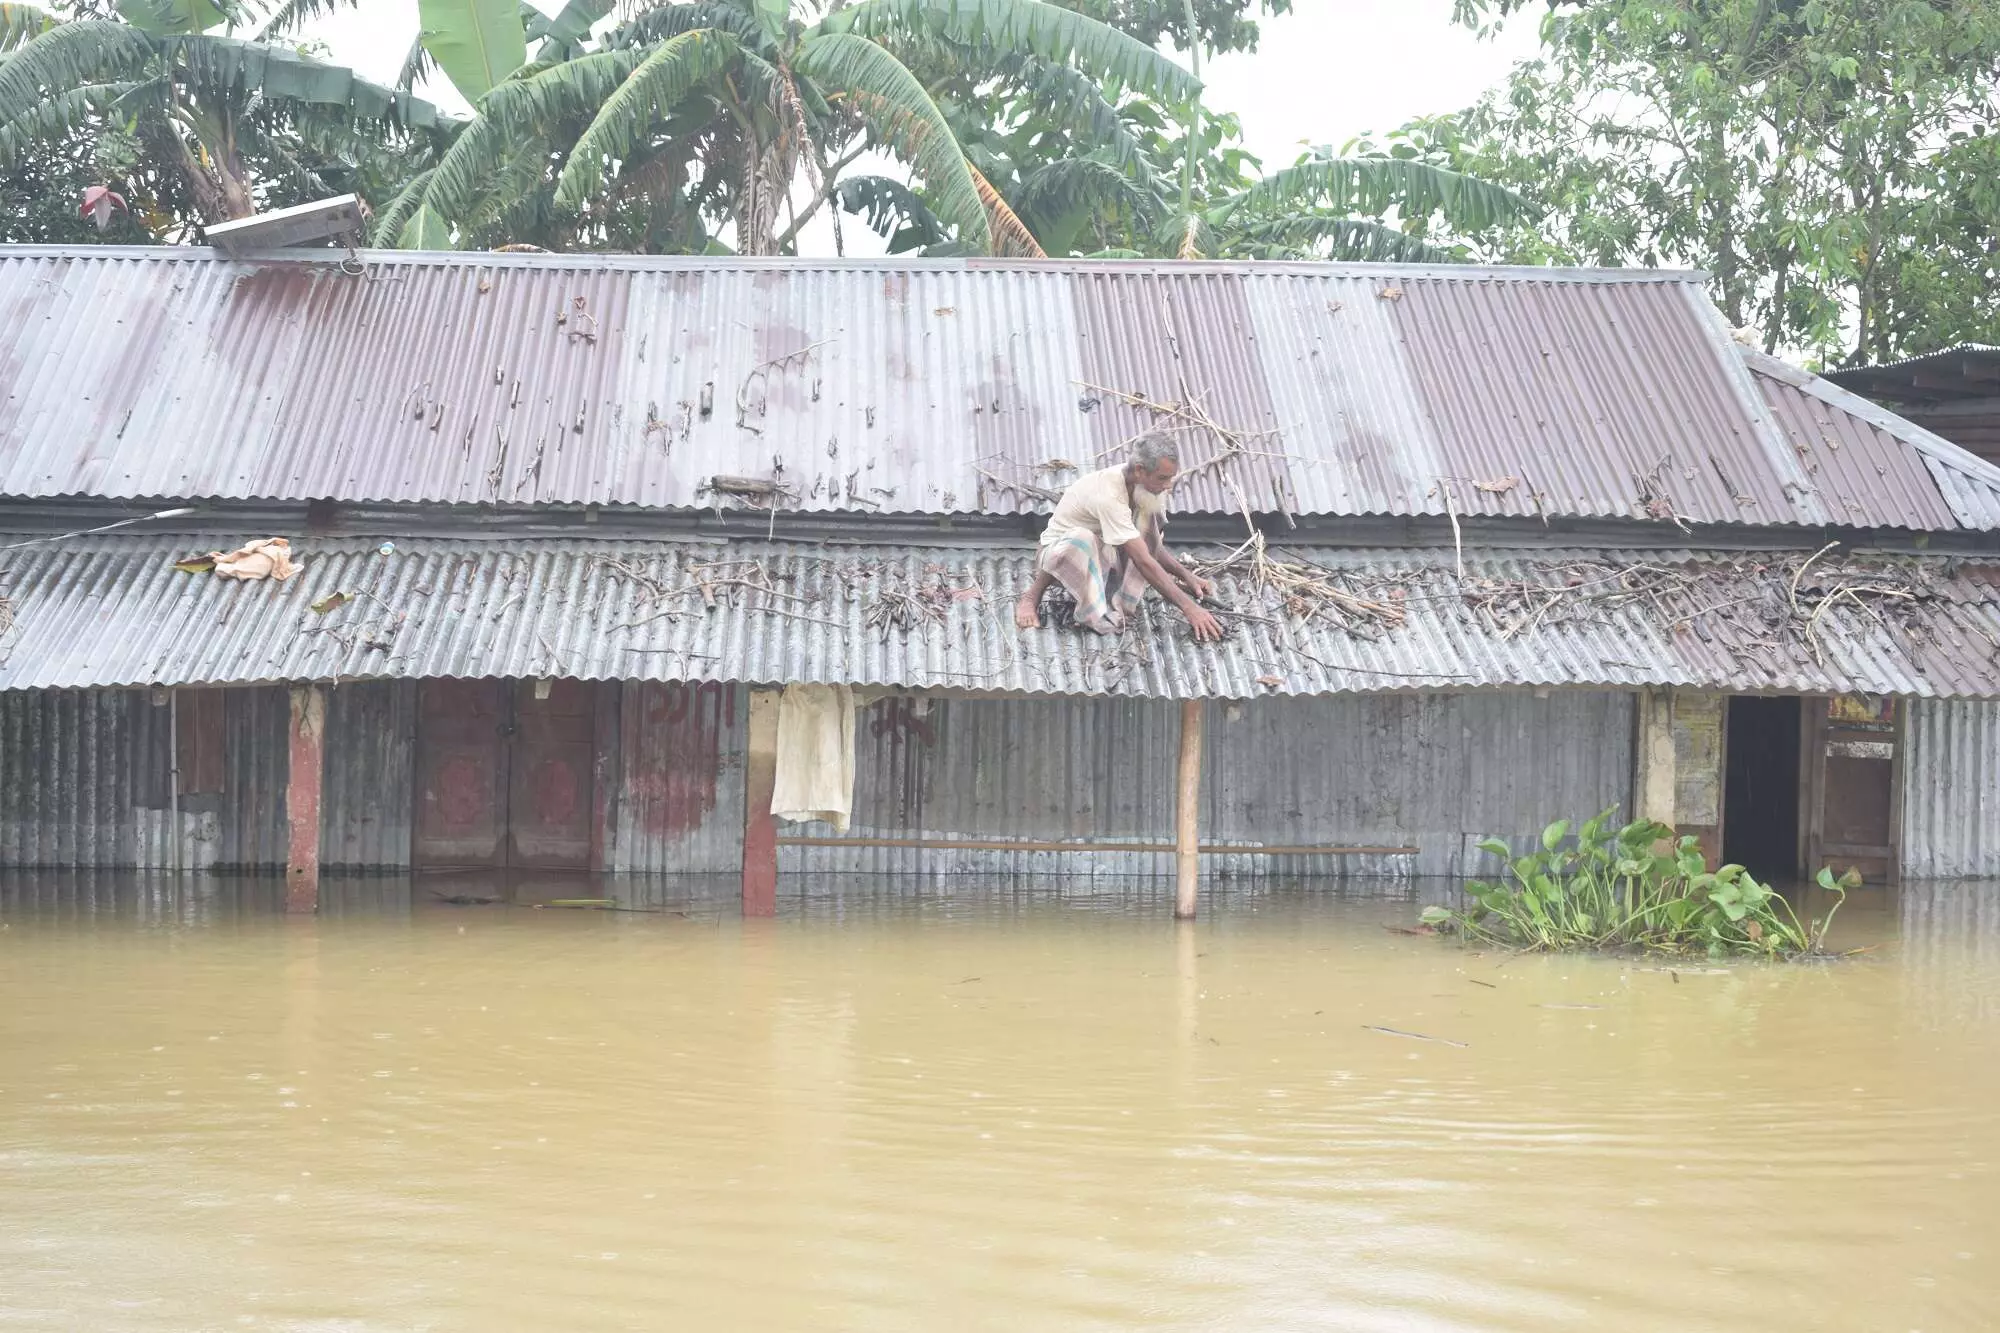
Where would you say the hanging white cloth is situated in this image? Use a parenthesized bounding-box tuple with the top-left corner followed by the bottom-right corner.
(771, 683, 857, 832)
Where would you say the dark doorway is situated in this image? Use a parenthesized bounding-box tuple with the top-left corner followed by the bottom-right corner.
(414, 678, 598, 871)
(1723, 696, 1802, 881)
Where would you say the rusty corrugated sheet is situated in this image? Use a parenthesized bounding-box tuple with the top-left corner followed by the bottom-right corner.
(1902, 698, 2000, 878)
(0, 685, 284, 869)
(1741, 349, 1995, 531)
(1393, 273, 1823, 523)
(212, 685, 288, 871)
(320, 680, 415, 871)
(612, 680, 746, 874)
(0, 689, 167, 866)
(3, 246, 1990, 529)
(5, 533, 1999, 699)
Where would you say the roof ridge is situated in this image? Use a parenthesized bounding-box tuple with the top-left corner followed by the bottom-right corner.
(0, 244, 1712, 284)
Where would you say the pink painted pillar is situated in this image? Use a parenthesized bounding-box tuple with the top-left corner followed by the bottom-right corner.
(286, 684, 324, 914)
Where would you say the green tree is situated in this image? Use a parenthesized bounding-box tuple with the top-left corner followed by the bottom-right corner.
(0, 0, 441, 229)
(373, 0, 1198, 256)
(843, 1, 1535, 260)
(1420, 0, 2000, 363)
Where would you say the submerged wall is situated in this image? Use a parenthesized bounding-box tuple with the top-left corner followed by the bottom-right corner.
(1903, 698, 2000, 878)
(49, 682, 1971, 883)
(0, 687, 287, 870)
(782, 690, 1636, 879)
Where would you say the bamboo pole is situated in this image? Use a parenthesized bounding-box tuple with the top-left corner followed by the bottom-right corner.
(1175, 698, 1204, 920)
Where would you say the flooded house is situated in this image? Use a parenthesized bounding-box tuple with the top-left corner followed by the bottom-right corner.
(1, 245, 1997, 913)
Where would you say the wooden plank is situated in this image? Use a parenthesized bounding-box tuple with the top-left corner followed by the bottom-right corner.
(742, 688, 780, 917)
(1175, 698, 1204, 921)
(285, 685, 325, 914)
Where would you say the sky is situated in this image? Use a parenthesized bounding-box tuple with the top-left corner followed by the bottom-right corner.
(310, 0, 1545, 254)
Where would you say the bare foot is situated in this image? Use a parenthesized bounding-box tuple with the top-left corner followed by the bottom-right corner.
(1013, 593, 1042, 629)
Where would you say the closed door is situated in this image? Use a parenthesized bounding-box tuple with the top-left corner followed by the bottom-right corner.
(414, 679, 596, 871)
(509, 679, 596, 868)
(414, 679, 509, 868)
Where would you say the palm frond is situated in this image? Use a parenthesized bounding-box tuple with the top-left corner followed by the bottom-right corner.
(969, 161, 1043, 256)
(1010, 57, 1153, 182)
(414, 110, 511, 221)
(0, 79, 134, 162)
(825, 0, 1198, 102)
(398, 199, 452, 248)
(0, 3, 59, 52)
(395, 32, 437, 91)
(252, 0, 357, 40)
(0, 20, 159, 113)
(1174, 210, 1205, 259)
(166, 32, 447, 128)
(1230, 156, 1535, 233)
(370, 164, 435, 244)
(833, 171, 946, 249)
(478, 47, 634, 125)
(531, 0, 611, 58)
(605, 3, 761, 50)
(553, 27, 738, 208)
(1015, 154, 1153, 230)
(794, 30, 988, 251)
(1228, 213, 1458, 263)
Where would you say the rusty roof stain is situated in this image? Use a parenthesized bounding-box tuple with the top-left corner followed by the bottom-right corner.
(5, 247, 1999, 530)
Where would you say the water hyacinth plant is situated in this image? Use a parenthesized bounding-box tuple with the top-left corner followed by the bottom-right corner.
(1421, 809, 1853, 959)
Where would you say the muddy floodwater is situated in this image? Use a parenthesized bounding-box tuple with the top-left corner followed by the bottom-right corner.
(2, 876, 1998, 1332)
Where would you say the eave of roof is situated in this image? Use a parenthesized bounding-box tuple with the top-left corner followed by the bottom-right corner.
(2, 533, 1993, 700)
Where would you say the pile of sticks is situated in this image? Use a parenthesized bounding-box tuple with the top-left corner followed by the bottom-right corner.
(1456, 544, 1954, 665)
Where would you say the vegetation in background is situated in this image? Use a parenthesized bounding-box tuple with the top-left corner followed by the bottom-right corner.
(1402, 0, 2000, 364)
(1420, 810, 1854, 959)
(0, 0, 442, 235)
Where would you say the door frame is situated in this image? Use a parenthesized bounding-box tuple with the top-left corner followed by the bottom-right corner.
(1799, 694, 1904, 886)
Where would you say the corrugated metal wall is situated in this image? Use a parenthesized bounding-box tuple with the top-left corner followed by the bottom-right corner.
(612, 681, 747, 874)
(0, 687, 286, 870)
(781, 691, 1634, 879)
(209, 686, 288, 871)
(1902, 698, 2000, 878)
(0, 689, 170, 866)
(321, 681, 416, 872)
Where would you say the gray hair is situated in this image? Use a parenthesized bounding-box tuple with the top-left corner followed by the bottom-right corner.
(1131, 431, 1180, 471)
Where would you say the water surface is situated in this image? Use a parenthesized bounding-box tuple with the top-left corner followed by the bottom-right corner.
(2, 875, 1996, 1331)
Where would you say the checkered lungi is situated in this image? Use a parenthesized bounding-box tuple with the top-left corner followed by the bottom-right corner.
(1037, 520, 1158, 635)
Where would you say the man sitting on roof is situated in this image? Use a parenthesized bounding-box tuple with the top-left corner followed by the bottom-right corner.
(1013, 432, 1225, 643)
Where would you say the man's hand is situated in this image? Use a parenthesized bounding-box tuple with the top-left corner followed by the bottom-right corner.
(1184, 604, 1224, 642)
(1183, 574, 1215, 601)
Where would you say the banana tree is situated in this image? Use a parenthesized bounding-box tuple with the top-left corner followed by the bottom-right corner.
(374, 0, 1197, 255)
(0, 0, 441, 226)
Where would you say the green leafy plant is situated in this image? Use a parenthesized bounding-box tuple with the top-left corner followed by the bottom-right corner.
(1420, 809, 1855, 959)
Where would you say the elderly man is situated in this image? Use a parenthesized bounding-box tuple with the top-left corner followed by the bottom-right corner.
(1014, 433, 1225, 642)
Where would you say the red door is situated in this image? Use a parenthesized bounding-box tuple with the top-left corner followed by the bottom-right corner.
(509, 679, 596, 868)
(413, 679, 596, 871)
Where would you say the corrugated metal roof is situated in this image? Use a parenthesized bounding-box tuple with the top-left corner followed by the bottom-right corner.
(1741, 349, 2000, 531)
(1823, 343, 2000, 401)
(3, 533, 1996, 699)
(1, 245, 1988, 529)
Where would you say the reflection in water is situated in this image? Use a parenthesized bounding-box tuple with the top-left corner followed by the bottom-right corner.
(2, 872, 1998, 1332)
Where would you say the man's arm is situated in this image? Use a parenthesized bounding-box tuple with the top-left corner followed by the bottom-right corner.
(1153, 545, 1213, 601)
(1121, 538, 1223, 642)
